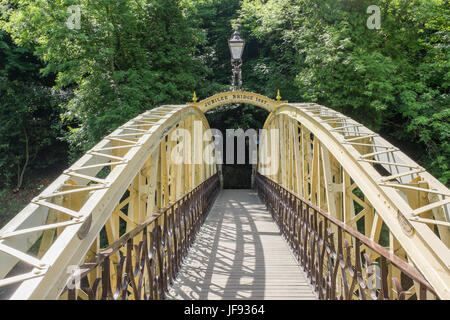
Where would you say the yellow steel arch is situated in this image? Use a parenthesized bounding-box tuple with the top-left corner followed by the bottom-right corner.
(0, 104, 217, 299)
(259, 102, 450, 299)
(190, 91, 450, 298)
(0, 90, 448, 300)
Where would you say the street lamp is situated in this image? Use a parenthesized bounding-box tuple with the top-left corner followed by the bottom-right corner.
(228, 30, 245, 91)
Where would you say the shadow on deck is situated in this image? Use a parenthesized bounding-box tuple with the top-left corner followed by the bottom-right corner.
(167, 190, 317, 300)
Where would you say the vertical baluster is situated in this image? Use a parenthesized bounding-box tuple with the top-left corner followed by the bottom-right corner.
(330, 229, 340, 300)
(303, 205, 310, 277)
(309, 209, 317, 289)
(126, 239, 139, 299)
(182, 197, 188, 258)
(298, 201, 304, 264)
(317, 219, 325, 299)
(172, 205, 179, 277)
(289, 195, 295, 248)
(141, 227, 150, 300)
(154, 220, 164, 299)
(337, 229, 350, 299)
(379, 256, 389, 300)
(353, 239, 366, 300)
(134, 240, 144, 299)
(68, 287, 76, 300)
(295, 199, 300, 260)
(148, 229, 157, 300)
(325, 222, 334, 300)
(163, 209, 171, 292)
(418, 283, 427, 300)
(101, 256, 111, 300)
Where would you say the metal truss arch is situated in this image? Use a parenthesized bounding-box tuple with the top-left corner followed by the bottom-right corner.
(0, 91, 449, 300)
(0, 104, 217, 300)
(259, 103, 450, 299)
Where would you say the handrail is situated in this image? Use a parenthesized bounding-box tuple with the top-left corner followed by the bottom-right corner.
(64, 174, 220, 300)
(255, 173, 438, 300)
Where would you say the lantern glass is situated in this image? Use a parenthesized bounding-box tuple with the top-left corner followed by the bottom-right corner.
(228, 31, 245, 60)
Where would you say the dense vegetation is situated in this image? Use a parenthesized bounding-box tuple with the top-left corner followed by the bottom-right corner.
(237, 0, 449, 185)
(0, 31, 65, 190)
(0, 0, 448, 197)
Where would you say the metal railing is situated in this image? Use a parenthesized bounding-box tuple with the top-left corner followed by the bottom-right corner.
(65, 174, 220, 300)
(255, 173, 438, 300)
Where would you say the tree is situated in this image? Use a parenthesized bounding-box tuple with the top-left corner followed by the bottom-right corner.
(0, 31, 63, 189)
(1, 0, 209, 159)
(238, 0, 450, 185)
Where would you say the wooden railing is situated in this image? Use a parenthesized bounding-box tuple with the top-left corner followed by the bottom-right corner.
(64, 174, 220, 300)
(255, 173, 438, 300)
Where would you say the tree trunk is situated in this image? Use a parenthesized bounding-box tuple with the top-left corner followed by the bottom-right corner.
(15, 127, 29, 191)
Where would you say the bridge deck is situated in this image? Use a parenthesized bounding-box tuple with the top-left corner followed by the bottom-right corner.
(167, 190, 317, 300)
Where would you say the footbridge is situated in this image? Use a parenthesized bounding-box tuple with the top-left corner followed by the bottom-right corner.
(0, 91, 449, 300)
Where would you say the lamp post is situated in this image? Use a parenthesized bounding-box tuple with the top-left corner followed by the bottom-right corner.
(228, 30, 245, 91)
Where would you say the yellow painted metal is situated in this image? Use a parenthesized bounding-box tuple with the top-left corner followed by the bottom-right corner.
(0, 91, 448, 300)
(189, 90, 286, 113)
(259, 103, 450, 299)
(192, 91, 198, 103)
(0, 104, 216, 300)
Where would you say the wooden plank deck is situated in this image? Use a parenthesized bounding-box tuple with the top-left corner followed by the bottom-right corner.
(167, 189, 317, 300)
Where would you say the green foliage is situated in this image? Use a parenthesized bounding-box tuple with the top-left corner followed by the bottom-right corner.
(181, 0, 241, 96)
(0, 0, 448, 188)
(238, 0, 450, 185)
(0, 31, 63, 188)
(1, 0, 209, 160)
